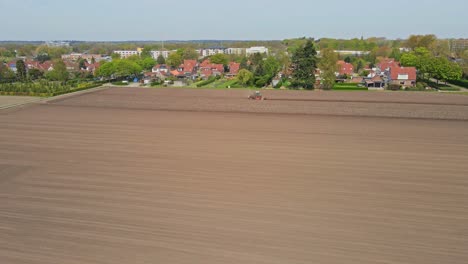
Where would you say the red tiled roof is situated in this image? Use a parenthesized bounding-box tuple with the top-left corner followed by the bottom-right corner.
(39, 61, 53, 71)
(182, 59, 197, 73)
(200, 60, 211, 67)
(350, 77, 363, 83)
(229, 62, 240, 75)
(390, 66, 416, 81)
(201, 68, 213, 77)
(337, 60, 354, 75)
(378, 59, 400, 71)
(170, 70, 183, 76)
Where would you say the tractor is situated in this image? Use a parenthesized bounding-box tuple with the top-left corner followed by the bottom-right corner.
(248, 91, 266, 101)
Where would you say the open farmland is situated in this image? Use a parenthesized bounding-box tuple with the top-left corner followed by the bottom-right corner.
(0, 87, 468, 264)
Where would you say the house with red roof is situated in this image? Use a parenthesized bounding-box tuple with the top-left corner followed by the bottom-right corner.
(389, 66, 417, 87)
(199, 59, 224, 79)
(179, 60, 197, 74)
(337, 60, 354, 76)
(378, 59, 400, 72)
(227, 62, 240, 77)
(365, 75, 385, 88)
(38, 61, 54, 72)
(85, 62, 100, 74)
(152, 64, 169, 74)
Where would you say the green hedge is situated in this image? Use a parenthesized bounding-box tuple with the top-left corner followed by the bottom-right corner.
(438, 86, 461, 91)
(0, 81, 102, 97)
(196, 77, 217, 87)
(333, 83, 367, 91)
(447, 79, 468, 88)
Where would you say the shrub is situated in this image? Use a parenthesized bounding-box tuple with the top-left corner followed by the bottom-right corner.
(387, 84, 401, 91)
(196, 77, 217, 87)
(447, 79, 468, 88)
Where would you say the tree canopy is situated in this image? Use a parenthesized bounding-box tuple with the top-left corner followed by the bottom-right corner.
(290, 39, 318, 89)
(318, 48, 338, 90)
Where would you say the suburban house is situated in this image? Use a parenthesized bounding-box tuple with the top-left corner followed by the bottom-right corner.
(179, 60, 198, 75)
(152, 64, 169, 74)
(199, 60, 224, 79)
(227, 62, 240, 77)
(64, 61, 78, 72)
(378, 59, 399, 73)
(6, 61, 17, 72)
(365, 75, 385, 88)
(337, 60, 354, 76)
(389, 66, 417, 87)
(85, 62, 101, 74)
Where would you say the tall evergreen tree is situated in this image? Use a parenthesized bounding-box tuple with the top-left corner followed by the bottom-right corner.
(157, 54, 166, 65)
(291, 39, 318, 89)
(16, 59, 27, 80)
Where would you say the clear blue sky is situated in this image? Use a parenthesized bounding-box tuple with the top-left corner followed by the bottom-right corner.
(1, 0, 467, 41)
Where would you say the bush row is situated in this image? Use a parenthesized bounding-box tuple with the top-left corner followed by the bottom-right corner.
(196, 77, 217, 87)
(447, 79, 468, 88)
(0, 81, 102, 97)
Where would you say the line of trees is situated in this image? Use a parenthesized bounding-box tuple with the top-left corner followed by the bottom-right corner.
(401, 47, 462, 82)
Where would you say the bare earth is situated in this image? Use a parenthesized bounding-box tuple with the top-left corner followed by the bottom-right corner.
(1, 88, 467, 264)
(0, 96, 42, 110)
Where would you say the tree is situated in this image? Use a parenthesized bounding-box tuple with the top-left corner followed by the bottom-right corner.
(318, 48, 338, 90)
(344, 56, 351, 63)
(28, 68, 43, 80)
(405, 35, 437, 50)
(91, 57, 96, 64)
(290, 39, 318, 89)
(95, 61, 115, 77)
(36, 53, 51, 63)
(240, 57, 249, 70)
(46, 59, 69, 82)
(157, 54, 166, 65)
(137, 57, 156, 71)
(78, 58, 87, 70)
(167, 53, 182, 68)
(140, 48, 152, 59)
(389, 48, 401, 61)
(250, 53, 264, 66)
(210, 53, 228, 65)
(114, 60, 142, 76)
(16, 60, 27, 81)
(237, 69, 254, 87)
(0, 63, 16, 81)
(111, 53, 121, 60)
(182, 48, 199, 60)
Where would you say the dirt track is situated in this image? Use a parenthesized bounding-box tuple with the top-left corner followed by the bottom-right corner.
(1, 88, 468, 264)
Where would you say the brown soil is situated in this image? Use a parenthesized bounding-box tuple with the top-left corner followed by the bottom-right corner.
(1, 88, 467, 264)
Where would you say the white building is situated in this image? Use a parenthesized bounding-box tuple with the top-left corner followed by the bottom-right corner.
(246, 46, 269, 55)
(113, 50, 141, 58)
(150, 50, 174, 59)
(197, 48, 226, 57)
(225, 48, 245, 55)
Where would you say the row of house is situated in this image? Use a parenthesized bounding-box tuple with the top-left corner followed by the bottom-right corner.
(348, 59, 417, 88)
(5, 59, 100, 74)
(145, 59, 241, 81)
(114, 46, 269, 60)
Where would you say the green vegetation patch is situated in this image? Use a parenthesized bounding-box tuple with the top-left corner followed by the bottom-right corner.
(0, 81, 102, 97)
(333, 83, 368, 91)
